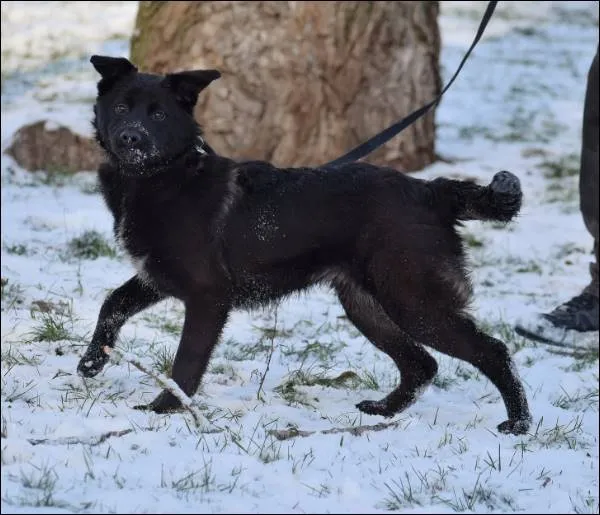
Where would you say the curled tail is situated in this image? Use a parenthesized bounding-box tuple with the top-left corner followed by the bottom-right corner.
(432, 170, 523, 223)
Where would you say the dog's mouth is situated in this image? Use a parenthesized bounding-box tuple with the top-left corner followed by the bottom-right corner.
(117, 147, 150, 165)
(115, 149, 160, 177)
(110, 144, 171, 177)
(112, 138, 161, 166)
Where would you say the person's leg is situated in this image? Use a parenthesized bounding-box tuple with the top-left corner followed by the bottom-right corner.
(580, 46, 599, 300)
(516, 46, 599, 346)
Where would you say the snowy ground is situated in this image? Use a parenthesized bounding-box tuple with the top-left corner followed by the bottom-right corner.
(1, 1, 599, 513)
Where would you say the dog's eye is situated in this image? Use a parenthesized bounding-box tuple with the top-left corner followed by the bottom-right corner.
(151, 110, 166, 121)
(114, 104, 129, 114)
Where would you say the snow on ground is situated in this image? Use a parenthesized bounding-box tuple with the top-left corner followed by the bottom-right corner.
(1, 1, 599, 513)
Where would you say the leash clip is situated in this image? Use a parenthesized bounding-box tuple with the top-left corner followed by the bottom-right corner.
(195, 135, 208, 155)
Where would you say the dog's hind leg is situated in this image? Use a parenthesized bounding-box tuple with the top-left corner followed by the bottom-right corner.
(373, 286, 531, 435)
(334, 278, 438, 418)
(78, 275, 166, 378)
(135, 294, 230, 413)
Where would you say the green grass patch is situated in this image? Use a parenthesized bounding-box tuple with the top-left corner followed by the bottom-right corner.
(66, 230, 116, 260)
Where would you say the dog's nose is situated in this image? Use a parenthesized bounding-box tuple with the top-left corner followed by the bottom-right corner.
(119, 128, 141, 147)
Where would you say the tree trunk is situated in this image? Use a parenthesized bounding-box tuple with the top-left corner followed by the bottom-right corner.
(131, 1, 440, 172)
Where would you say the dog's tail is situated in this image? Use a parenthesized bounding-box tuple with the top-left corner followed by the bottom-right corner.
(431, 170, 522, 223)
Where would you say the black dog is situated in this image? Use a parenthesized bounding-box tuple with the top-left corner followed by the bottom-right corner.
(78, 55, 531, 435)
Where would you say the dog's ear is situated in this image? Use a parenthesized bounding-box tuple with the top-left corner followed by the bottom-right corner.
(91, 55, 137, 80)
(91, 55, 137, 95)
(163, 70, 221, 110)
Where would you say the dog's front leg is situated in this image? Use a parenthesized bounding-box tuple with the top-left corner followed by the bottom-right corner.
(135, 295, 230, 413)
(78, 275, 166, 378)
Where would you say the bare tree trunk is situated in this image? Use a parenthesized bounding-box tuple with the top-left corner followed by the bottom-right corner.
(131, 1, 440, 172)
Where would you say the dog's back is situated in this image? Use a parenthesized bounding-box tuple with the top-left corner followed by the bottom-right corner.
(221, 161, 520, 307)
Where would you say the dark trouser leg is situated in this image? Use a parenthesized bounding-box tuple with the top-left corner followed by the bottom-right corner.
(581, 46, 599, 298)
(514, 47, 599, 342)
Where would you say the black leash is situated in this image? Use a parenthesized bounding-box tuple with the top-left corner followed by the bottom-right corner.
(323, 0, 498, 168)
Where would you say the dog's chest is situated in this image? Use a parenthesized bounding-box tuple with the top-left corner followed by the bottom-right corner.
(114, 198, 224, 295)
(115, 212, 154, 283)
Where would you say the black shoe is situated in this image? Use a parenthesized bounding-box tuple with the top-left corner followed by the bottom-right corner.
(515, 292, 599, 349)
(542, 292, 599, 332)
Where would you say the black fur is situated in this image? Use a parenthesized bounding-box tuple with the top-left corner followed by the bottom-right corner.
(78, 55, 531, 435)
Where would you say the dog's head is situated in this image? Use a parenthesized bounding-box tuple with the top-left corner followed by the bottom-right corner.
(90, 55, 220, 175)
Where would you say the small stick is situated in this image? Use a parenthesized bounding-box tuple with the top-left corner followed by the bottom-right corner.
(256, 303, 279, 402)
(28, 429, 133, 447)
(268, 420, 404, 441)
(109, 346, 206, 429)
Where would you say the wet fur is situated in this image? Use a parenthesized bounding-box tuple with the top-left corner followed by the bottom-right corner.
(78, 56, 531, 435)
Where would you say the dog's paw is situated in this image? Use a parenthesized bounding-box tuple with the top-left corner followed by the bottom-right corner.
(77, 347, 110, 378)
(134, 390, 183, 414)
(497, 418, 531, 435)
(356, 399, 396, 418)
(490, 170, 521, 195)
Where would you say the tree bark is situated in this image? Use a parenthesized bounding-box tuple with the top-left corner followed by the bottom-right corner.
(131, 1, 440, 172)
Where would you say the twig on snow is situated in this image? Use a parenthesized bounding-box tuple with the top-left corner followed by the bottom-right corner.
(109, 346, 206, 429)
(268, 419, 405, 441)
(28, 429, 133, 447)
(256, 303, 279, 402)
